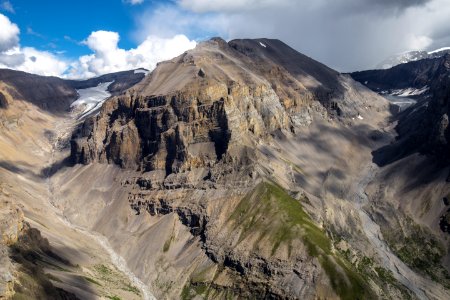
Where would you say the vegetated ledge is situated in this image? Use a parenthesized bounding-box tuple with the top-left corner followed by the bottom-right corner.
(175, 180, 374, 299)
(228, 181, 373, 300)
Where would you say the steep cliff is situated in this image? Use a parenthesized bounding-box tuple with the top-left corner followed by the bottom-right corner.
(67, 38, 398, 299)
(71, 38, 374, 172)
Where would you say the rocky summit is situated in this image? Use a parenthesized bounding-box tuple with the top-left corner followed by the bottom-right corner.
(0, 37, 449, 300)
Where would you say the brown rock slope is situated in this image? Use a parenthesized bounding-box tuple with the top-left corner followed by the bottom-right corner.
(0, 74, 149, 300)
(65, 38, 427, 299)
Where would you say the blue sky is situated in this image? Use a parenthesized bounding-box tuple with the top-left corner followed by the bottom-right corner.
(0, 0, 449, 77)
(2, 0, 186, 60)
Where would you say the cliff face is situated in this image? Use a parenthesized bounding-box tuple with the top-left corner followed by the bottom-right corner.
(66, 38, 393, 299)
(71, 38, 372, 173)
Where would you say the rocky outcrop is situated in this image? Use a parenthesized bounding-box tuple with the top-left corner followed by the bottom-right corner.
(0, 201, 24, 299)
(0, 200, 81, 300)
(71, 38, 375, 173)
(68, 38, 389, 299)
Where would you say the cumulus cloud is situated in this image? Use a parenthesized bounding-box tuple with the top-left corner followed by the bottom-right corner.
(3, 47, 68, 76)
(0, 13, 196, 78)
(134, 5, 229, 41)
(0, 13, 68, 76)
(0, 13, 19, 52)
(68, 31, 196, 78)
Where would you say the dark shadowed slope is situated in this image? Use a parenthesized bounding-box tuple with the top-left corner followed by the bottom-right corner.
(0, 68, 77, 113)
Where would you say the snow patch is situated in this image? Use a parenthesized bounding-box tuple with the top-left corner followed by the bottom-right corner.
(259, 42, 267, 48)
(357, 115, 363, 120)
(134, 68, 149, 75)
(428, 47, 450, 54)
(71, 81, 113, 120)
(388, 86, 429, 97)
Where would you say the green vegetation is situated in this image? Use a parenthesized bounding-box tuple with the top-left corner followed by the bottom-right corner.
(163, 223, 176, 252)
(181, 282, 209, 300)
(94, 264, 113, 276)
(229, 181, 373, 300)
(374, 267, 396, 285)
(382, 217, 450, 288)
(280, 157, 305, 175)
(92, 264, 141, 296)
(83, 276, 102, 286)
(163, 234, 174, 252)
(106, 296, 122, 300)
(122, 283, 141, 295)
(181, 281, 235, 300)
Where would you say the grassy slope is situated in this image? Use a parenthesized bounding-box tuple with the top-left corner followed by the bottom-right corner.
(182, 181, 374, 299)
(229, 181, 372, 300)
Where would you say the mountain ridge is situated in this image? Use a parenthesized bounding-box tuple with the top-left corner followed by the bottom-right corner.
(1, 37, 449, 300)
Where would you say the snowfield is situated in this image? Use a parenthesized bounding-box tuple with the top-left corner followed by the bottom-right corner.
(134, 68, 149, 75)
(71, 81, 113, 120)
(389, 86, 429, 97)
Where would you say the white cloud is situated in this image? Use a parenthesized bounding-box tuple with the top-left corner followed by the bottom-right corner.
(406, 34, 433, 50)
(0, 46, 68, 76)
(0, 13, 196, 79)
(125, 0, 144, 5)
(0, 14, 67, 76)
(0, 1, 14, 13)
(0, 13, 19, 52)
(68, 31, 196, 78)
(178, 0, 287, 13)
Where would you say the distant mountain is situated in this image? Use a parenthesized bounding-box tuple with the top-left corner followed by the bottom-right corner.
(376, 47, 450, 69)
(0, 68, 146, 113)
(66, 69, 147, 96)
(352, 54, 450, 166)
(0, 68, 77, 113)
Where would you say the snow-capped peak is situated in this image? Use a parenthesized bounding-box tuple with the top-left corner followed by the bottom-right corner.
(376, 47, 450, 69)
(428, 47, 450, 54)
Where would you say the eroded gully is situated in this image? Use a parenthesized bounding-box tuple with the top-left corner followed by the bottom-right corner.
(44, 108, 155, 300)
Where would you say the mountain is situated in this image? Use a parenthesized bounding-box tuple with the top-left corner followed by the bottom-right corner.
(351, 54, 450, 293)
(351, 54, 450, 165)
(0, 68, 146, 115)
(66, 69, 147, 96)
(376, 47, 450, 69)
(68, 37, 449, 299)
(0, 68, 149, 299)
(1, 38, 450, 300)
(0, 68, 78, 113)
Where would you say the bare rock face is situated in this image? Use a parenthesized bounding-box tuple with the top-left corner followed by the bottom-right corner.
(69, 38, 387, 299)
(71, 38, 370, 173)
(0, 201, 23, 298)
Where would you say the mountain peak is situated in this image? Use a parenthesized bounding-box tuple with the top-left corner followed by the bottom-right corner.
(376, 47, 450, 69)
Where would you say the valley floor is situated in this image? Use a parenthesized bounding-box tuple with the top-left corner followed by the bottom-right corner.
(1, 92, 450, 299)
